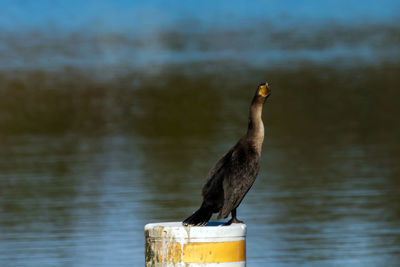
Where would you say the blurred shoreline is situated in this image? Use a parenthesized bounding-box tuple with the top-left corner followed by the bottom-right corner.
(1, 62, 399, 139)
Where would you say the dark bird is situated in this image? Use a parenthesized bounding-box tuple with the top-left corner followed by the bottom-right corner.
(183, 82, 271, 226)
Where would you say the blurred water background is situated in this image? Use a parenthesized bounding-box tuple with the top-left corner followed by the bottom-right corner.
(1, 1, 400, 266)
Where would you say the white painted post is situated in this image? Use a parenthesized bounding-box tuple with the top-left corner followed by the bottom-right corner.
(145, 222, 246, 266)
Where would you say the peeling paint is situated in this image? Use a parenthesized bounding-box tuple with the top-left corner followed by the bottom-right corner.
(145, 222, 246, 266)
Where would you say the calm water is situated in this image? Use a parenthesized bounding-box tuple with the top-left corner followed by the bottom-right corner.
(1, 1, 400, 266)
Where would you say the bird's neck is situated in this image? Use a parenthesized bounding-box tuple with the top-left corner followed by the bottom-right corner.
(246, 102, 264, 154)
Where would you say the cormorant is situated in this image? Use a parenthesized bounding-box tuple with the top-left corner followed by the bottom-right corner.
(183, 82, 271, 226)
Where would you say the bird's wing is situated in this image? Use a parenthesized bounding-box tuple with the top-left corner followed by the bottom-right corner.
(201, 148, 234, 199)
(219, 147, 259, 219)
(204, 149, 233, 182)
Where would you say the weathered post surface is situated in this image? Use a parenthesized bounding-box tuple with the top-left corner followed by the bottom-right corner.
(145, 222, 246, 266)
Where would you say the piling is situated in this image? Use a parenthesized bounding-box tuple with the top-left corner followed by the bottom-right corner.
(145, 222, 246, 266)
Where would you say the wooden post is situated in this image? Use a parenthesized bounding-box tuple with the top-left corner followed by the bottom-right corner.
(145, 222, 246, 266)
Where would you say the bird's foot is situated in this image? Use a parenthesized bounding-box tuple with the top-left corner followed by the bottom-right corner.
(224, 218, 244, 225)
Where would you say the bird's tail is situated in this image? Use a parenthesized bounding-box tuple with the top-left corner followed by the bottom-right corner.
(182, 203, 212, 226)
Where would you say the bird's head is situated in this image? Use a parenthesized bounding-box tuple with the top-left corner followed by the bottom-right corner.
(257, 82, 270, 98)
(252, 82, 271, 106)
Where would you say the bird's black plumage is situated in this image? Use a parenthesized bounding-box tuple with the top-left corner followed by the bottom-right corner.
(183, 82, 271, 226)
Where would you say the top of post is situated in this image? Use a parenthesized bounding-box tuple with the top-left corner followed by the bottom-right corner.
(145, 222, 246, 241)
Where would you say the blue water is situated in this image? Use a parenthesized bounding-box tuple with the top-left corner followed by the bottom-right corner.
(1, 0, 399, 31)
(1, 0, 400, 71)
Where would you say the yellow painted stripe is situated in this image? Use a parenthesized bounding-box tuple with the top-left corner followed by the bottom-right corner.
(182, 240, 245, 263)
